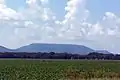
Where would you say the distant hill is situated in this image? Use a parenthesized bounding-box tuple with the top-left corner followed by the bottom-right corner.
(15, 43, 94, 54)
(0, 43, 114, 55)
(0, 43, 113, 55)
(0, 43, 94, 54)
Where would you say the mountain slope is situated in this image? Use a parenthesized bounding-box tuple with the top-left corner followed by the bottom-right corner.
(15, 43, 94, 54)
(0, 46, 11, 52)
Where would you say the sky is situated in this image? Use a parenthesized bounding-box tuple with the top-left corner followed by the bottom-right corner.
(0, 0, 120, 53)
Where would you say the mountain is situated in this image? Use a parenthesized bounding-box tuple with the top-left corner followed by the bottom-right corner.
(14, 43, 94, 54)
(0, 43, 114, 54)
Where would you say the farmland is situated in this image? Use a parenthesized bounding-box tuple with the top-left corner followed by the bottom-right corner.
(0, 59, 120, 80)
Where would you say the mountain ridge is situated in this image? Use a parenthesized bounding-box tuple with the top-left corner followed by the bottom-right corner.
(15, 43, 94, 54)
(0, 43, 112, 54)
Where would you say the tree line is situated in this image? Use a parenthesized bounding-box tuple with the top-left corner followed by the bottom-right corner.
(0, 52, 120, 60)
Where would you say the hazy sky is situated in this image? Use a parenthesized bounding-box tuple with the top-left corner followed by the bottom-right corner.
(0, 0, 120, 53)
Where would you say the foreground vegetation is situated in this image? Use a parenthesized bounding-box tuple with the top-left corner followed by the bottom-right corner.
(0, 60, 120, 80)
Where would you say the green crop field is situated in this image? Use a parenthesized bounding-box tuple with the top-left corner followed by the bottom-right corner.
(0, 59, 120, 80)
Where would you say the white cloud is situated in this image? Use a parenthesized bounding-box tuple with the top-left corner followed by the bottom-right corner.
(0, 0, 55, 48)
(63, 0, 88, 24)
(0, 0, 5, 4)
(0, 0, 120, 52)
(85, 12, 120, 52)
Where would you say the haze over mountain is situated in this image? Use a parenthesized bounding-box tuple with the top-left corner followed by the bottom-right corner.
(95, 50, 113, 54)
(0, 43, 94, 54)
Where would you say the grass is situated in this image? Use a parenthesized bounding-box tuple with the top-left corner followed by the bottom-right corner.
(0, 59, 119, 80)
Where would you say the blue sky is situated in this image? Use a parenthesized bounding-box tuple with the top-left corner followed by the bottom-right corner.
(0, 0, 120, 53)
(6, 0, 26, 9)
(87, 0, 120, 22)
(6, 0, 120, 21)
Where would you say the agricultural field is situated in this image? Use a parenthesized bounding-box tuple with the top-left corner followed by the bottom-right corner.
(0, 59, 120, 80)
